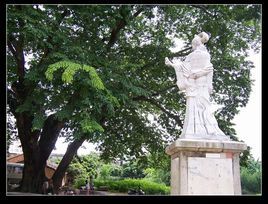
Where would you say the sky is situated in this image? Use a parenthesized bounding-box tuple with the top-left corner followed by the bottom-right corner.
(233, 50, 261, 160)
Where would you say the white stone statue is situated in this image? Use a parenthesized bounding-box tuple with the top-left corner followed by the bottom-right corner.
(165, 32, 230, 140)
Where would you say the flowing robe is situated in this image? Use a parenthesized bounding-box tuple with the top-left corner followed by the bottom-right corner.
(173, 48, 229, 140)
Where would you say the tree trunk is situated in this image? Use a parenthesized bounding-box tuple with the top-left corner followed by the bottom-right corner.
(16, 112, 43, 193)
(18, 114, 64, 193)
(52, 138, 85, 193)
(38, 114, 65, 166)
(20, 153, 46, 193)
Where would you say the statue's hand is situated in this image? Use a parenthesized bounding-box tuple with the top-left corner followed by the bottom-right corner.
(188, 71, 198, 79)
(165, 57, 172, 67)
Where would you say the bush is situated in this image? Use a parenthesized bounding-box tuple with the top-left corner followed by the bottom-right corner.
(73, 177, 87, 189)
(98, 163, 123, 180)
(143, 168, 170, 185)
(94, 178, 170, 195)
(241, 166, 261, 194)
(121, 160, 146, 179)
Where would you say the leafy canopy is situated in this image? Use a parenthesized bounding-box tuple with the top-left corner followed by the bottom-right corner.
(7, 4, 261, 161)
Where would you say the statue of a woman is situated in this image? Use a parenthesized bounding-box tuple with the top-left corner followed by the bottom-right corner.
(165, 32, 229, 140)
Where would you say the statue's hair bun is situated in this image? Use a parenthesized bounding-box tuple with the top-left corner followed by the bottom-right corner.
(198, 32, 210, 44)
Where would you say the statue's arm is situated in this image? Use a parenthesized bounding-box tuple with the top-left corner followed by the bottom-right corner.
(165, 57, 185, 72)
(165, 57, 174, 67)
(189, 66, 213, 79)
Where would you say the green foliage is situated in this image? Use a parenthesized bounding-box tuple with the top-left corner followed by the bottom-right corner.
(97, 162, 123, 180)
(94, 178, 170, 195)
(143, 168, 169, 185)
(240, 145, 253, 168)
(31, 113, 46, 131)
(241, 158, 261, 194)
(98, 164, 113, 180)
(15, 98, 32, 113)
(73, 177, 88, 189)
(67, 153, 101, 184)
(68, 152, 172, 191)
(98, 164, 119, 180)
(7, 5, 261, 176)
(121, 159, 147, 179)
(45, 61, 105, 90)
(80, 118, 104, 133)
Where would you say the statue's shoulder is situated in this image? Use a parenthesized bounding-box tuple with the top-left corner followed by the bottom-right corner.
(191, 49, 210, 58)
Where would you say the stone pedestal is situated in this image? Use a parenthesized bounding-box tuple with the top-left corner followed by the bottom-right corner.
(165, 139, 247, 195)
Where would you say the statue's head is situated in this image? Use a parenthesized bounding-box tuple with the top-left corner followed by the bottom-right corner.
(198, 32, 210, 44)
(191, 32, 210, 50)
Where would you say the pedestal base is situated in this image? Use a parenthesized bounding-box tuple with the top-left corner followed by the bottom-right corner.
(165, 138, 247, 195)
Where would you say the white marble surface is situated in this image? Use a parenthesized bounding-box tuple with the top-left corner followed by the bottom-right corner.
(165, 32, 229, 140)
(187, 157, 234, 195)
(166, 139, 245, 195)
(170, 157, 180, 195)
(166, 138, 247, 155)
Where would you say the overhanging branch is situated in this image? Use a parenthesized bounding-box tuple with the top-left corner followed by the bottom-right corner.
(191, 5, 215, 17)
(107, 6, 144, 50)
(133, 96, 183, 127)
(151, 85, 177, 97)
(170, 47, 192, 58)
(37, 9, 70, 68)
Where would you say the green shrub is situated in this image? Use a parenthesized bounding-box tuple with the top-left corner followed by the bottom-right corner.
(241, 166, 261, 194)
(94, 178, 170, 195)
(73, 177, 87, 189)
(143, 168, 169, 185)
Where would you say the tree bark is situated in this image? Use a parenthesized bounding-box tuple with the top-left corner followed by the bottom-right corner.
(18, 114, 64, 193)
(38, 114, 65, 165)
(52, 138, 85, 194)
(107, 6, 144, 50)
(17, 113, 43, 193)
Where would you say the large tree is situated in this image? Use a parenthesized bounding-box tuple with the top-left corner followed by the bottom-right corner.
(7, 4, 261, 193)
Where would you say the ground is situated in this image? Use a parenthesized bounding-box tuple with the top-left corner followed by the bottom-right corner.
(6, 191, 129, 196)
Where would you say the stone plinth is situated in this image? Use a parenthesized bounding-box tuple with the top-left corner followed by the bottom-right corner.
(165, 138, 247, 195)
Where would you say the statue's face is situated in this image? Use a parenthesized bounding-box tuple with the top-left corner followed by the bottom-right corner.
(191, 36, 202, 50)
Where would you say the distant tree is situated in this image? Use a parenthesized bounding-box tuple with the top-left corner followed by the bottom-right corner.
(122, 159, 147, 179)
(66, 154, 100, 185)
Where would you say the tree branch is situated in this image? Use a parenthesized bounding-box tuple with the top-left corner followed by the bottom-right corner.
(133, 96, 183, 127)
(170, 47, 192, 58)
(15, 5, 26, 83)
(7, 40, 18, 59)
(52, 137, 85, 193)
(16, 43, 25, 83)
(191, 5, 215, 18)
(7, 88, 19, 117)
(107, 6, 144, 50)
(150, 85, 177, 97)
(132, 7, 144, 18)
(38, 114, 65, 163)
(37, 8, 70, 67)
